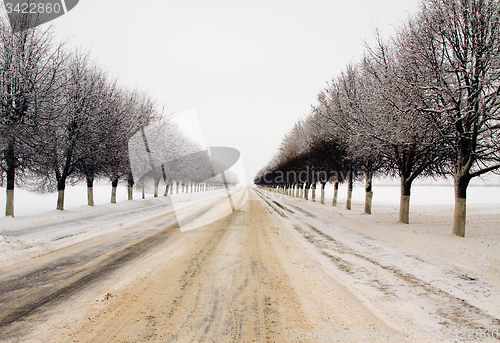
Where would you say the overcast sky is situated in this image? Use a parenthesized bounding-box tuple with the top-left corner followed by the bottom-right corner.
(47, 0, 420, 184)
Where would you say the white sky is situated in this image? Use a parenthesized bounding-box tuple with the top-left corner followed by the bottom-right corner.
(170, 109, 207, 150)
(45, 0, 420, 184)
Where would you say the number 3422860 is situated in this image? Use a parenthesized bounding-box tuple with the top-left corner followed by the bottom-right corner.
(5, 2, 62, 14)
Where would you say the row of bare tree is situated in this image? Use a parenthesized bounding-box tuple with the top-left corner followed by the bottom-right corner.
(255, 0, 500, 237)
(0, 15, 234, 216)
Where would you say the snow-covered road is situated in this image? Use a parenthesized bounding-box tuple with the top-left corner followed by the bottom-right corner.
(255, 188, 500, 341)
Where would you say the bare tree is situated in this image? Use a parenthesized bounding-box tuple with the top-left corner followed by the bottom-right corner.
(399, 0, 500, 236)
(105, 90, 157, 203)
(314, 77, 363, 211)
(32, 51, 115, 210)
(315, 64, 386, 214)
(71, 57, 120, 206)
(362, 34, 450, 223)
(0, 15, 65, 216)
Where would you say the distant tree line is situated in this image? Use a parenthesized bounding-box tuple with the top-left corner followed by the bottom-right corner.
(0, 14, 236, 216)
(254, 0, 500, 237)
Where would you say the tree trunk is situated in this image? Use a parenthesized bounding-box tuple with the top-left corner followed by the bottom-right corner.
(176, 182, 180, 194)
(364, 169, 373, 214)
(87, 175, 94, 206)
(5, 189, 14, 217)
(161, 164, 167, 196)
(399, 177, 412, 224)
(142, 184, 145, 199)
(111, 178, 118, 204)
(128, 176, 134, 200)
(5, 140, 15, 217)
(453, 171, 470, 237)
(332, 180, 339, 207)
(57, 190, 65, 210)
(304, 183, 310, 200)
(346, 169, 353, 210)
(164, 182, 170, 196)
(321, 182, 326, 205)
(311, 172, 317, 202)
(56, 177, 66, 211)
(154, 179, 159, 197)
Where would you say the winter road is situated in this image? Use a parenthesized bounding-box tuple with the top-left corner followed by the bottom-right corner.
(0, 188, 498, 342)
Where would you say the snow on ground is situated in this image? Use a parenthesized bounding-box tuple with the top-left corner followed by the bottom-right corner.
(265, 186, 500, 286)
(0, 183, 150, 217)
(0, 186, 240, 267)
(0, 181, 497, 269)
(257, 187, 500, 337)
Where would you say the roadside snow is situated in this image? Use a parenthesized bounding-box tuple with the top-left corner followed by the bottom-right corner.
(0, 188, 239, 267)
